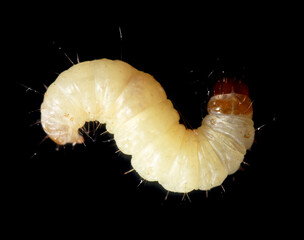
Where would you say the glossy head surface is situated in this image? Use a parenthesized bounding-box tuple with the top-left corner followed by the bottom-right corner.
(208, 77, 253, 117)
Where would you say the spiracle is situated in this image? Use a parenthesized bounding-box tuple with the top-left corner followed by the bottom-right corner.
(41, 59, 254, 193)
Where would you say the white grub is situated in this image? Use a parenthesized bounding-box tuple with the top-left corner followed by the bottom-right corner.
(41, 59, 255, 193)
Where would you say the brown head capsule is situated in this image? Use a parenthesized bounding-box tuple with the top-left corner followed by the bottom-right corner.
(207, 77, 253, 118)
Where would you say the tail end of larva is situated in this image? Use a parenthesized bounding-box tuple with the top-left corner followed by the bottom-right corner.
(41, 118, 85, 146)
(46, 128, 85, 146)
(207, 77, 253, 118)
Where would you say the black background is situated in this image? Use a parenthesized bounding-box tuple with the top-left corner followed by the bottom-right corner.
(13, 6, 298, 236)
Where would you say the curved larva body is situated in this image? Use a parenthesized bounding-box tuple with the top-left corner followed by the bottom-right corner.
(41, 59, 255, 193)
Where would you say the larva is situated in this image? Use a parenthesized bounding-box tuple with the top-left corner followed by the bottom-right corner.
(41, 58, 254, 193)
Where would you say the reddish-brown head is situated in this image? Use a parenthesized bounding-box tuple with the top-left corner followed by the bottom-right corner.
(207, 77, 253, 117)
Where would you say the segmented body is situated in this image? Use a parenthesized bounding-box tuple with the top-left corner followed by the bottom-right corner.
(41, 59, 255, 193)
